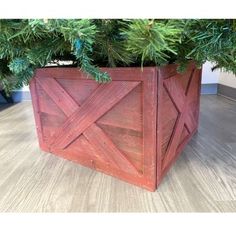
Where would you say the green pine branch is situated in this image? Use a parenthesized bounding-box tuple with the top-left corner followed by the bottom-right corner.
(1, 19, 236, 93)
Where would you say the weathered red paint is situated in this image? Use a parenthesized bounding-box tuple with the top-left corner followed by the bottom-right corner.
(30, 62, 202, 191)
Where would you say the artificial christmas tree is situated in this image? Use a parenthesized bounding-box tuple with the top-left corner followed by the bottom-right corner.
(1, 19, 236, 93)
(0, 19, 235, 190)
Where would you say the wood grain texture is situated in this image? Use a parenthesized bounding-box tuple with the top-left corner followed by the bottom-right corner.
(34, 67, 156, 82)
(51, 81, 140, 149)
(0, 95, 235, 212)
(83, 124, 140, 175)
(29, 79, 48, 152)
(160, 67, 201, 180)
(36, 76, 140, 174)
(31, 68, 159, 190)
(142, 68, 157, 187)
(30, 64, 201, 190)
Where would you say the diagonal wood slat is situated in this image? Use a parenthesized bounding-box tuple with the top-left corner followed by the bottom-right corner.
(83, 124, 140, 175)
(36, 76, 140, 175)
(162, 69, 197, 170)
(51, 81, 140, 149)
(185, 109, 197, 132)
(36, 77, 78, 116)
(163, 76, 186, 112)
(164, 75, 197, 133)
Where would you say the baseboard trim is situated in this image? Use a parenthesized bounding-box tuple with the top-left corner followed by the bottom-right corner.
(200, 84, 218, 95)
(218, 84, 236, 101)
(12, 90, 31, 102)
(0, 90, 31, 103)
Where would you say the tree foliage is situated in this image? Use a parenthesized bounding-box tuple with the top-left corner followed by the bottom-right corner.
(0, 19, 236, 93)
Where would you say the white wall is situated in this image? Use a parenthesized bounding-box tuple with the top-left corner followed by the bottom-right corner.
(219, 71, 236, 88)
(201, 61, 219, 84)
(21, 85, 29, 91)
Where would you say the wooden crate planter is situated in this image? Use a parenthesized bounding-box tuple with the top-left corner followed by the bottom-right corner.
(30, 62, 201, 191)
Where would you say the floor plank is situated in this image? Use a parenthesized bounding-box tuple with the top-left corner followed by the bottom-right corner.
(0, 95, 235, 212)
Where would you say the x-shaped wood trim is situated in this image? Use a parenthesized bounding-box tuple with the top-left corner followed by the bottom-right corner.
(162, 69, 198, 170)
(36, 77, 141, 175)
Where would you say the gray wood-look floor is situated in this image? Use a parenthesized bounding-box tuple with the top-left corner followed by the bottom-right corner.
(0, 95, 235, 212)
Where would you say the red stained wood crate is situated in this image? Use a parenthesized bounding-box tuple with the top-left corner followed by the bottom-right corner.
(30, 61, 202, 191)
